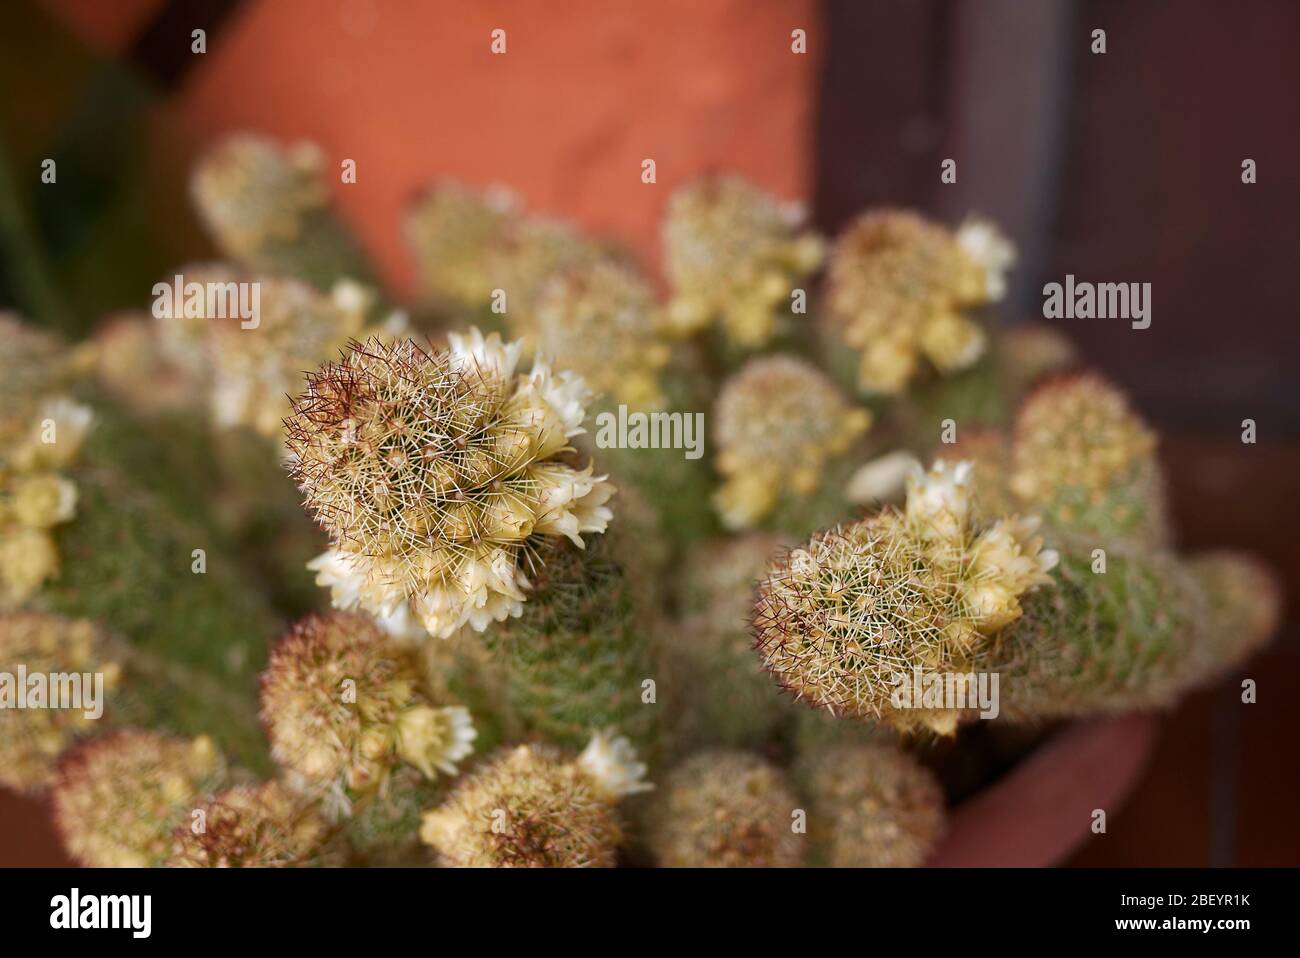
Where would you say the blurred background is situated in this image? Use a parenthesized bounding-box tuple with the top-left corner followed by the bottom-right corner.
(1, 0, 1296, 865)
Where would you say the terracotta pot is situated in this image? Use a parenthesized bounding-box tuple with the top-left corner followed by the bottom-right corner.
(929, 715, 1159, 867)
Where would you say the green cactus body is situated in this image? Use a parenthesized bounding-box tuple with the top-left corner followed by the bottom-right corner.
(754, 461, 1273, 734)
(668, 534, 791, 751)
(989, 543, 1212, 720)
(478, 532, 658, 755)
(1009, 373, 1170, 548)
(343, 768, 448, 866)
(39, 460, 280, 770)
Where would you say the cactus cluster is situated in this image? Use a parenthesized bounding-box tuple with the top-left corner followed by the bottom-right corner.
(754, 379, 1274, 733)
(51, 730, 227, 867)
(2, 131, 1279, 871)
(259, 612, 475, 808)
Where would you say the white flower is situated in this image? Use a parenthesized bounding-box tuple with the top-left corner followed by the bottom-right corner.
(957, 217, 1016, 301)
(520, 355, 592, 438)
(329, 279, 374, 316)
(396, 705, 476, 777)
(308, 549, 368, 612)
(309, 548, 420, 635)
(969, 516, 1059, 594)
(845, 451, 921, 504)
(905, 459, 973, 538)
(48, 477, 78, 524)
(577, 730, 653, 799)
(25, 398, 94, 469)
(447, 327, 523, 382)
(413, 554, 530, 640)
(529, 463, 615, 546)
(211, 372, 253, 428)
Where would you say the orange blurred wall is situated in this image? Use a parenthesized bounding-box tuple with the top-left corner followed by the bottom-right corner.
(48, 0, 822, 294)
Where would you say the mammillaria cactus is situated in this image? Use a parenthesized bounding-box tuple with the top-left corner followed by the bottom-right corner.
(754, 461, 1058, 733)
(754, 456, 1275, 733)
(4, 120, 1280, 873)
(167, 780, 332, 868)
(405, 183, 609, 332)
(419, 732, 649, 867)
(0, 612, 119, 791)
(531, 259, 671, 410)
(1009, 373, 1170, 547)
(191, 134, 375, 288)
(798, 743, 945, 867)
(713, 354, 872, 530)
(404, 181, 518, 308)
(825, 210, 1012, 394)
(260, 612, 475, 810)
(284, 329, 614, 640)
(663, 174, 824, 347)
(646, 751, 803, 867)
(52, 730, 227, 867)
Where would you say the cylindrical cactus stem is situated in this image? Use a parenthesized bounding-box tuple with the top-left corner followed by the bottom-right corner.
(420, 732, 650, 867)
(259, 612, 475, 816)
(166, 780, 333, 868)
(0, 612, 120, 792)
(662, 174, 825, 349)
(646, 750, 804, 867)
(477, 530, 659, 754)
(342, 766, 449, 866)
(753, 461, 1277, 733)
(39, 458, 282, 770)
(988, 543, 1215, 720)
(190, 134, 377, 290)
(1184, 550, 1281, 683)
(796, 742, 945, 867)
(1009, 372, 1171, 548)
(51, 730, 228, 867)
